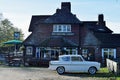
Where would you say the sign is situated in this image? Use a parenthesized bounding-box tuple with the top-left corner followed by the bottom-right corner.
(14, 32, 20, 40)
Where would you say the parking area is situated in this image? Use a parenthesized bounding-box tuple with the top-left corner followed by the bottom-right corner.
(0, 67, 111, 80)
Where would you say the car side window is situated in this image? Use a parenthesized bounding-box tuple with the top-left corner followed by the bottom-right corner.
(62, 56, 70, 61)
(71, 56, 83, 61)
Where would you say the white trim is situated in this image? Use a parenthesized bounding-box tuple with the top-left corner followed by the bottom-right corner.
(26, 46, 33, 55)
(102, 49, 104, 58)
(36, 47, 41, 58)
(65, 48, 78, 55)
(102, 48, 116, 59)
(114, 49, 116, 59)
(53, 24, 71, 32)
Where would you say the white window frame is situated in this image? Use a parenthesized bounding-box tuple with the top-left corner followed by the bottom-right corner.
(26, 46, 33, 55)
(40, 47, 60, 59)
(36, 47, 41, 58)
(53, 24, 71, 32)
(82, 49, 88, 57)
(65, 48, 78, 55)
(102, 48, 116, 59)
(82, 49, 88, 54)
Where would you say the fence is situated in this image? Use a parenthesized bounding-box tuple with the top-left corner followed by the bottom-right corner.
(106, 58, 120, 75)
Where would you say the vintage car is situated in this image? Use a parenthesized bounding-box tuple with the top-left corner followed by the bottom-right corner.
(49, 55, 101, 75)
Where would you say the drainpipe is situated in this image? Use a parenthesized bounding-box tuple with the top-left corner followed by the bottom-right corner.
(78, 22, 83, 55)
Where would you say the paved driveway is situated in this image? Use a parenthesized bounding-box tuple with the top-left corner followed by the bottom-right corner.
(0, 67, 107, 80)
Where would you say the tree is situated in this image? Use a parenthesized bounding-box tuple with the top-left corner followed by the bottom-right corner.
(0, 18, 24, 46)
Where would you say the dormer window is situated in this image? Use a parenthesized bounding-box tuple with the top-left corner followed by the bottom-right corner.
(98, 29, 105, 31)
(53, 24, 71, 32)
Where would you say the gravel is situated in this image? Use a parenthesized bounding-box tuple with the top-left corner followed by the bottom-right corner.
(0, 67, 108, 80)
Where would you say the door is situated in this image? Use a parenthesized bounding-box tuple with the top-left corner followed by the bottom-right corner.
(36, 47, 40, 59)
(82, 48, 95, 61)
(71, 56, 85, 72)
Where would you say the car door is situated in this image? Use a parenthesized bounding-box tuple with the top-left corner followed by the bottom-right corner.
(60, 56, 71, 71)
(71, 56, 85, 72)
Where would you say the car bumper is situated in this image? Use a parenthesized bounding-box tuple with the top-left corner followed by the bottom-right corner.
(48, 65, 57, 70)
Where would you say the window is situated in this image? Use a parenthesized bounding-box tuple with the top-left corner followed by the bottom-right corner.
(26, 46, 33, 55)
(40, 47, 60, 60)
(98, 29, 105, 31)
(102, 48, 116, 59)
(53, 26, 57, 32)
(62, 56, 70, 61)
(67, 25, 71, 32)
(58, 25, 62, 32)
(63, 48, 78, 55)
(36, 47, 40, 58)
(63, 25, 66, 32)
(82, 49, 88, 58)
(53, 24, 71, 32)
(71, 56, 83, 61)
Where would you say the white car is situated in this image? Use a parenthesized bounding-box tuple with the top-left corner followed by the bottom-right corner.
(49, 55, 101, 75)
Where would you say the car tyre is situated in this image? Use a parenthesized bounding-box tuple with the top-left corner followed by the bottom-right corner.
(57, 67, 65, 75)
(88, 67, 97, 75)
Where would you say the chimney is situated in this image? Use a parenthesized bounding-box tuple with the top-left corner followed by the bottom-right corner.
(56, 8, 60, 13)
(98, 14, 105, 26)
(61, 2, 71, 12)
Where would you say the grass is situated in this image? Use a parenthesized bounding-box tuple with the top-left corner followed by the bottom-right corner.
(0, 65, 120, 80)
(93, 68, 119, 80)
(85, 67, 120, 80)
(63, 67, 120, 80)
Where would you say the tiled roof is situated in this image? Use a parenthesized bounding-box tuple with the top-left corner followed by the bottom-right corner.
(23, 32, 47, 46)
(44, 2, 81, 24)
(94, 33, 120, 47)
(29, 15, 51, 32)
(28, 2, 82, 32)
(23, 35, 78, 47)
(40, 36, 78, 47)
(83, 21, 113, 33)
(44, 10, 81, 24)
(28, 13, 81, 32)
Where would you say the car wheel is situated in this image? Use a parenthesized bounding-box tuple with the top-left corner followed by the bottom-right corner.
(88, 67, 97, 75)
(57, 67, 65, 75)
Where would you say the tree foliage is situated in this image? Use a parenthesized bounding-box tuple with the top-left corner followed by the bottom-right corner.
(0, 19, 24, 46)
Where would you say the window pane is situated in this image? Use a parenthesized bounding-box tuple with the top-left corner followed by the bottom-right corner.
(71, 57, 82, 61)
(53, 25, 57, 32)
(67, 25, 71, 32)
(82, 49, 88, 59)
(102, 48, 115, 59)
(58, 25, 62, 32)
(82, 49, 88, 54)
(109, 49, 114, 52)
(72, 51, 76, 55)
(63, 25, 66, 32)
(104, 48, 108, 52)
(26, 47, 33, 55)
(62, 56, 70, 61)
(53, 24, 71, 32)
(109, 49, 114, 59)
(104, 52, 108, 58)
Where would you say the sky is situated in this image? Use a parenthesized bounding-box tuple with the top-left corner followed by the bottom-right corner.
(0, 0, 120, 39)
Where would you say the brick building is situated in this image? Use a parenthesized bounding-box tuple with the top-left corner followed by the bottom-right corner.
(23, 2, 120, 66)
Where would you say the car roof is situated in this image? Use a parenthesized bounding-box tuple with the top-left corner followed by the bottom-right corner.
(59, 55, 81, 58)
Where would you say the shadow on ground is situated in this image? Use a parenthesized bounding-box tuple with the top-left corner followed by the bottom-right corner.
(62, 72, 120, 78)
